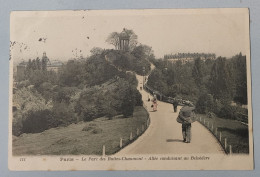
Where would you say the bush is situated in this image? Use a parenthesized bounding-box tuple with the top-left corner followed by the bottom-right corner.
(106, 107, 117, 120)
(52, 102, 77, 125)
(21, 109, 55, 133)
(134, 89, 143, 106)
(218, 105, 237, 119)
(82, 106, 98, 122)
(12, 113, 23, 136)
(92, 127, 103, 134)
(121, 87, 135, 117)
(82, 124, 96, 131)
(196, 93, 215, 114)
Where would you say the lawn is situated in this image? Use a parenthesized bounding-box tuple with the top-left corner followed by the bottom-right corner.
(12, 106, 149, 156)
(197, 114, 249, 154)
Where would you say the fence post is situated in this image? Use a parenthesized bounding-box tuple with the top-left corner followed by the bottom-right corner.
(120, 138, 123, 148)
(102, 145, 106, 156)
(225, 138, 227, 150)
(219, 131, 222, 142)
(215, 127, 218, 136)
(130, 132, 133, 140)
(229, 145, 232, 155)
(203, 119, 205, 125)
(207, 121, 209, 128)
(211, 123, 214, 132)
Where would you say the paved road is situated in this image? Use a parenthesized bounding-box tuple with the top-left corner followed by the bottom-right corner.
(117, 74, 224, 155)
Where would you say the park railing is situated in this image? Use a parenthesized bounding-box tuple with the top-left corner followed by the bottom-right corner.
(196, 116, 233, 154)
(102, 104, 151, 156)
(144, 83, 232, 154)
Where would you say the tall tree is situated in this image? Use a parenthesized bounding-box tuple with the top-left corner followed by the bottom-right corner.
(232, 53, 248, 104)
(192, 58, 205, 87)
(208, 57, 233, 101)
(106, 32, 120, 50)
(41, 57, 48, 71)
(36, 57, 41, 70)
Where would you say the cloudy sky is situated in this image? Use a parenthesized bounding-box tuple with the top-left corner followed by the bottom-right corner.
(10, 8, 250, 62)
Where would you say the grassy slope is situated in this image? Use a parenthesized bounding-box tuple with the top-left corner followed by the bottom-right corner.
(197, 114, 249, 153)
(13, 106, 149, 156)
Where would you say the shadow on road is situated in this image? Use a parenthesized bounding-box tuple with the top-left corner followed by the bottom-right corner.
(166, 139, 183, 143)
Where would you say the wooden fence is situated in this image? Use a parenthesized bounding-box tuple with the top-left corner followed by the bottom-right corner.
(102, 104, 151, 156)
(196, 116, 233, 154)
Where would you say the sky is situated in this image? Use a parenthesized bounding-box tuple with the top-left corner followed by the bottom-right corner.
(10, 9, 250, 62)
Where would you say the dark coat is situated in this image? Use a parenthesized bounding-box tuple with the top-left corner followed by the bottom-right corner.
(176, 106, 196, 124)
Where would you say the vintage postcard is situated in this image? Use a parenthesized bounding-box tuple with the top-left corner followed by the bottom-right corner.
(9, 8, 253, 170)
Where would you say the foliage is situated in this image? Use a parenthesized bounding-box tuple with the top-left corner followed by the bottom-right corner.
(192, 58, 205, 87)
(106, 49, 151, 75)
(208, 57, 234, 101)
(195, 93, 216, 114)
(21, 109, 55, 133)
(106, 28, 138, 51)
(147, 53, 248, 121)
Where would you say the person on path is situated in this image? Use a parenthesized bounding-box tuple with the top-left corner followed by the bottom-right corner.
(172, 100, 178, 113)
(152, 96, 158, 112)
(176, 106, 196, 143)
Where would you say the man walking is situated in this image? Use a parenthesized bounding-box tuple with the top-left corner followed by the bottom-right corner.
(172, 100, 178, 113)
(176, 105, 196, 143)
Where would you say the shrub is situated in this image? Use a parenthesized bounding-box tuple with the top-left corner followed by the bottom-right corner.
(218, 105, 237, 119)
(196, 93, 215, 114)
(82, 125, 96, 131)
(82, 106, 98, 122)
(134, 89, 143, 106)
(105, 107, 117, 120)
(52, 102, 77, 125)
(21, 109, 55, 133)
(121, 87, 135, 117)
(12, 113, 23, 136)
(92, 127, 103, 134)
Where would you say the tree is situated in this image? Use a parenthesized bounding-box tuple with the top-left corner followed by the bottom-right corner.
(106, 29, 138, 51)
(232, 53, 247, 104)
(90, 47, 104, 56)
(41, 56, 48, 71)
(124, 29, 138, 51)
(106, 32, 120, 50)
(36, 57, 41, 70)
(208, 57, 233, 101)
(31, 59, 37, 70)
(131, 44, 153, 60)
(196, 93, 215, 114)
(121, 86, 135, 117)
(192, 58, 205, 87)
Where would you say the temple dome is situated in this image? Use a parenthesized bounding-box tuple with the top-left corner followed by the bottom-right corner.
(119, 28, 130, 40)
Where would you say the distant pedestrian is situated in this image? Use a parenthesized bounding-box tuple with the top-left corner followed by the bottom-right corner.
(152, 97, 158, 112)
(148, 95, 150, 102)
(176, 106, 196, 143)
(172, 100, 178, 113)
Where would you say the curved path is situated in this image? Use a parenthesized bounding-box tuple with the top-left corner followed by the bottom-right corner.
(117, 73, 224, 155)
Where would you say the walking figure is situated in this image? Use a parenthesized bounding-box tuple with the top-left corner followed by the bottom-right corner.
(176, 106, 196, 143)
(151, 96, 158, 112)
(172, 100, 178, 113)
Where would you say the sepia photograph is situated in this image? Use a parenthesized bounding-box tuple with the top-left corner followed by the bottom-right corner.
(9, 8, 253, 170)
